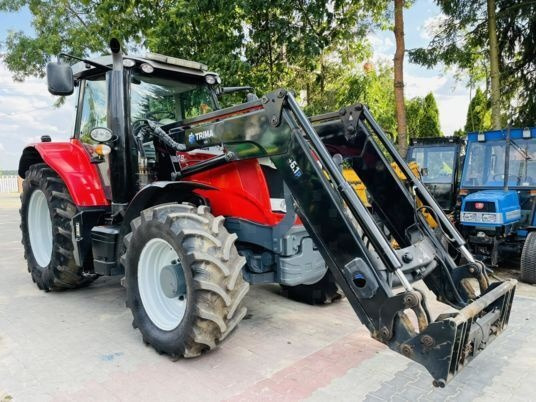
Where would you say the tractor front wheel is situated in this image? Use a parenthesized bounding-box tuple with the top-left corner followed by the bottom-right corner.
(520, 231, 536, 284)
(124, 203, 249, 358)
(20, 163, 97, 291)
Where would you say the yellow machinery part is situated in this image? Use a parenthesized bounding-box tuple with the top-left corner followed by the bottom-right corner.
(340, 161, 437, 237)
(343, 168, 370, 207)
(390, 161, 438, 229)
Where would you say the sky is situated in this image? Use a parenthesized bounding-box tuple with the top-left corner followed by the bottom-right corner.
(0, 0, 471, 171)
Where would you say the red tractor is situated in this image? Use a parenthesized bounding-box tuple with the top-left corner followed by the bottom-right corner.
(18, 40, 515, 386)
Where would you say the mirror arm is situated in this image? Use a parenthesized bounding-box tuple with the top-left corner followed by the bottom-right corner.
(217, 86, 254, 96)
(59, 53, 112, 71)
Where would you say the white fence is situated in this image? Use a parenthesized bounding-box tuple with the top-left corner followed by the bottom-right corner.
(0, 176, 19, 193)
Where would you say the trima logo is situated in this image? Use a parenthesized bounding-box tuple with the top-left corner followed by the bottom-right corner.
(195, 129, 214, 141)
(188, 129, 215, 144)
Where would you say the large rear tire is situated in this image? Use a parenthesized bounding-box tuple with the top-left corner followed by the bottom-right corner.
(520, 231, 536, 284)
(124, 203, 249, 358)
(20, 163, 97, 291)
(281, 270, 342, 305)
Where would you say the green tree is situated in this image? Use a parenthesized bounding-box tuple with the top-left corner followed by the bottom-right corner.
(453, 128, 465, 137)
(464, 88, 492, 133)
(406, 92, 441, 138)
(406, 97, 424, 138)
(0, 0, 400, 133)
(420, 92, 442, 137)
(409, 0, 536, 127)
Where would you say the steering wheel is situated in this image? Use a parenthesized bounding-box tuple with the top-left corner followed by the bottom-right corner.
(132, 119, 153, 142)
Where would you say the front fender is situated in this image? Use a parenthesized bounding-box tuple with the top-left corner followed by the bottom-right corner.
(19, 139, 109, 207)
(122, 181, 217, 230)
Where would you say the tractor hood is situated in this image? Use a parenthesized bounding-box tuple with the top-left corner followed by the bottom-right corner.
(460, 190, 521, 227)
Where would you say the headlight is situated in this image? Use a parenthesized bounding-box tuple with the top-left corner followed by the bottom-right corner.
(90, 127, 113, 143)
(123, 58, 136, 68)
(462, 212, 476, 221)
(482, 213, 497, 222)
(140, 63, 154, 74)
(205, 74, 217, 85)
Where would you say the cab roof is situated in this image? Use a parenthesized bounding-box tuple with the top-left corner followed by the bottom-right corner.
(409, 137, 463, 146)
(467, 127, 536, 142)
(72, 52, 217, 79)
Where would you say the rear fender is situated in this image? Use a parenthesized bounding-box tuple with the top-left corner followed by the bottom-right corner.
(18, 140, 109, 207)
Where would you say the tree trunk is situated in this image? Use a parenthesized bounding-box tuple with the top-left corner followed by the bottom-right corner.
(394, 0, 407, 156)
(487, 0, 501, 129)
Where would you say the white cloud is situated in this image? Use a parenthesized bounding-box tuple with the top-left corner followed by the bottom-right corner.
(367, 33, 395, 62)
(0, 58, 75, 170)
(405, 72, 448, 98)
(436, 94, 470, 136)
(419, 14, 448, 41)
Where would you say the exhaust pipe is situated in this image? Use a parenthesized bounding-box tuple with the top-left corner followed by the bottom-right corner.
(107, 38, 135, 216)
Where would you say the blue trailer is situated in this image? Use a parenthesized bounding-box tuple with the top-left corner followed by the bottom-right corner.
(458, 127, 536, 283)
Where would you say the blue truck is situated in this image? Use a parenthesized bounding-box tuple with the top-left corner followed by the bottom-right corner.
(458, 127, 536, 283)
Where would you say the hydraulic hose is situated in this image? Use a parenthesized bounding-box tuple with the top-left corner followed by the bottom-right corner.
(146, 120, 186, 151)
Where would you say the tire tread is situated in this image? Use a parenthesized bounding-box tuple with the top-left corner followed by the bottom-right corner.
(20, 163, 97, 291)
(125, 202, 249, 358)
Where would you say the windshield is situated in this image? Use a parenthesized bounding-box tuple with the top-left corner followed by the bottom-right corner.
(408, 145, 456, 184)
(462, 138, 536, 187)
(130, 73, 215, 124)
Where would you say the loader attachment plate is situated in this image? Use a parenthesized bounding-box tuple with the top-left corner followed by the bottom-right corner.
(401, 279, 516, 387)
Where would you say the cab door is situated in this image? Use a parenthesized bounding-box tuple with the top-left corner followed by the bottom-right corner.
(74, 75, 112, 200)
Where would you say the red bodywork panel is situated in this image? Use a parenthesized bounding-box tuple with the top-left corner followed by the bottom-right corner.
(176, 104, 288, 225)
(25, 137, 288, 225)
(182, 153, 285, 226)
(27, 139, 109, 207)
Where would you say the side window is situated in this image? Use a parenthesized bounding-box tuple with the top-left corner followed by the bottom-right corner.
(79, 78, 107, 144)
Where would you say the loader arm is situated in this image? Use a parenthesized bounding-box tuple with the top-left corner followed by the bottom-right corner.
(170, 89, 516, 386)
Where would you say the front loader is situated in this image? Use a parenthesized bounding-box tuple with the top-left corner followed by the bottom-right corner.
(18, 40, 515, 387)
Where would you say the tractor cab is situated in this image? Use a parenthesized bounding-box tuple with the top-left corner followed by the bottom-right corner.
(67, 53, 222, 200)
(458, 128, 536, 273)
(406, 137, 464, 213)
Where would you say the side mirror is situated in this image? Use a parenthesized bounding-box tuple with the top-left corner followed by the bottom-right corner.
(46, 62, 74, 96)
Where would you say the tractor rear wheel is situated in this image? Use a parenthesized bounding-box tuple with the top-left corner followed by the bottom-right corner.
(20, 163, 97, 291)
(520, 231, 536, 284)
(124, 203, 249, 358)
(281, 270, 342, 305)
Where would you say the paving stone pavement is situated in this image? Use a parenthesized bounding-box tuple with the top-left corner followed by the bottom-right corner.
(0, 193, 535, 401)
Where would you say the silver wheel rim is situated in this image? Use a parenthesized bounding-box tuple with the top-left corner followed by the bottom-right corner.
(138, 238, 187, 330)
(28, 189, 53, 267)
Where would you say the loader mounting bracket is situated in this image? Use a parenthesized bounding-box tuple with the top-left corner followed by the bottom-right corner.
(338, 104, 363, 139)
(262, 89, 287, 127)
(377, 290, 429, 341)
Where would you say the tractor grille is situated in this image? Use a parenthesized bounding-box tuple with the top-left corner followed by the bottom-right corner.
(464, 201, 496, 212)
